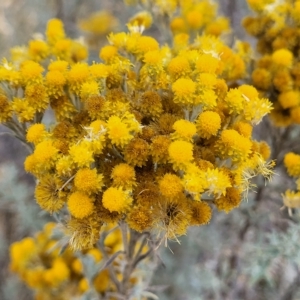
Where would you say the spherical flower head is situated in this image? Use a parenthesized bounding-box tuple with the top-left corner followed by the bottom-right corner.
(68, 191, 94, 219)
(34, 140, 58, 166)
(124, 137, 149, 167)
(251, 68, 271, 90)
(278, 91, 300, 109)
(46, 19, 65, 44)
(11, 98, 36, 123)
(106, 115, 132, 147)
(198, 73, 217, 89)
(168, 56, 191, 79)
(284, 152, 300, 177)
(128, 11, 153, 32)
(89, 63, 108, 80)
(243, 96, 272, 124)
(135, 36, 159, 55)
(151, 135, 171, 163)
(138, 91, 163, 118)
(94, 270, 110, 293)
(190, 201, 212, 226)
(159, 173, 183, 198)
(158, 113, 178, 134)
(168, 140, 193, 170)
(172, 119, 196, 141)
(69, 143, 94, 168)
(218, 129, 252, 162)
(206, 168, 232, 197)
(152, 195, 191, 239)
(102, 187, 132, 213)
(143, 49, 164, 65)
(53, 39, 72, 59)
(44, 258, 70, 287)
(85, 95, 106, 119)
(225, 88, 244, 114)
(71, 40, 88, 62)
(196, 88, 217, 109)
(24, 154, 38, 174)
(234, 122, 253, 138)
(182, 166, 207, 200)
(258, 141, 271, 160)
(186, 10, 203, 30)
(291, 107, 300, 124)
(48, 60, 69, 72)
(74, 168, 103, 194)
(196, 54, 220, 74)
(238, 84, 258, 101)
(0, 94, 12, 122)
(196, 111, 221, 139)
(25, 84, 49, 112)
(272, 48, 293, 68)
(172, 78, 196, 105)
(205, 17, 230, 37)
(173, 33, 189, 50)
(89, 119, 106, 135)
(99, 45, 118, 62)
(68, 63, 90, 94)
(127, 206, 153, 232)
(214, 187, 241, 213)
(26, 124, 47, 145)
(111, 163, 136, 188)
(170, 17, 187, 34)
(20, 61, 44, 85)
(283, 190, 300, 210)
(273, 69, 293, 92)
(46, 70, 66, 87)
(10, 237, 36, 272)
(28, 40, 48, 61)
(215, 79, 228, 101)
(80, 80, 99, 100)
(108, 32, 128, 49)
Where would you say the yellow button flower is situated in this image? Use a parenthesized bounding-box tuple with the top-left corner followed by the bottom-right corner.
(172, 78, 196, 105)
(111, 163, 136, 188)
(68, 191, 94, 219)
(172, 119, 196, 141)
(196, 111, 221, 139)
(168, 140, 194, 170)
(102, 187, 132, 213)
(74, 168, 103, 194)
(159, 173, 183, 199)
(284, 152, 300, 177)
(26, 123, 47, 145)
(272, 48, 293, 68)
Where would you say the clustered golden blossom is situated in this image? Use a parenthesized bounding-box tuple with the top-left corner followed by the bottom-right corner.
(283, 153, 300, 215)
(1, 14, 274, 248)
(0, 1, 274, 251)
(243, 0, 300, 127)
(126, 0, 230, 38)
(79, 10, 119, 49)
(10, 223, 145, 300)
(243, 0, 300, 213)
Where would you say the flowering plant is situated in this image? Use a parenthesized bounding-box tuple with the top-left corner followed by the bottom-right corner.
(1, 0, 280, 298)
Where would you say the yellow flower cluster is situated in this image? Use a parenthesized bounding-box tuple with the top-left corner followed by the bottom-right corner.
(244, 0, 300, 214)
(0, 0, 274, 249)
(10, 222, 144, 300)
(126, 0, 230, 38)
(243, 0, 300, 126)
(282, 152, 300, 215)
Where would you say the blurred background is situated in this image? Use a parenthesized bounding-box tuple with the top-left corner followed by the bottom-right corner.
(1, 1, 299, 299)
